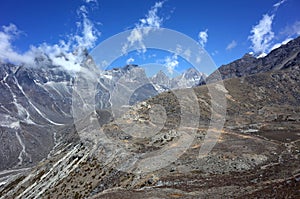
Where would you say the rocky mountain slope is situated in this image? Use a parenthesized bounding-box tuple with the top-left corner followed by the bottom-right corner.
(208, 36, 300, 81)
(0, 37, 299, 198)
(0, 62, 75, 171)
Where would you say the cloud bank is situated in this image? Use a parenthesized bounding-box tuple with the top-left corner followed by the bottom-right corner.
(0, 24, 36, 65)
(248, 0, 297, 57)
(0, 0, 100, 71)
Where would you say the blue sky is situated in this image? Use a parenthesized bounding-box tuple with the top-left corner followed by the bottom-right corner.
(0, 0, 300, 75)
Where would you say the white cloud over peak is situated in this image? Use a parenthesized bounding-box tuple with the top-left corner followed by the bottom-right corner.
(249, 14, 274, 54)
(122, 1, 164, 54)
(248, 0, 291, 57)
(0, 24, 35, 65)
(226, 40, 237, 50)
(198, 29, 208, 47)
(0, 3, 100, 71)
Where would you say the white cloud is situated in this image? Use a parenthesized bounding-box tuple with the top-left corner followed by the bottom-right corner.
(0, 3, 100, 71)
(273, 0, 287, 9)
(226, 40, 237, 50)
(140, 1, 163, 28)
(163, 54, 178, 75)
(249, 14, 274, 54)
(124, 28, 147, 53)
(74, 15, 100, 50)
(0, 24, 35, 65)
(122, 1, 164, 54)
(2, 23, 20, 35)
(79, 5, 88, 16)
(248, 0, 294, 57)
(198, 29, 208, 47)
(126, 57, 135, 65)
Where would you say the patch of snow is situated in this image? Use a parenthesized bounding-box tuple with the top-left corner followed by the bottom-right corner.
(14, 77, 64, 126)
(242, 129, 259, 133)
(103, 74, 113, 80)
(15, 131, 30, 165)
(1, 72, 8, 83)
(0, 114, 20, 129)
(0, 181, 7, 187)
(257, 52, 267, 58)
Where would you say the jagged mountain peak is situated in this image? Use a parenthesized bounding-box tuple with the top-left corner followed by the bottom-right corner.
(182, 67, 204, 79)
(153, 70, 167, 78)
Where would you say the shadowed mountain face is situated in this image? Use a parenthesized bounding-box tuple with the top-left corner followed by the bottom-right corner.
(0, 37, 300, 198)
(0, 63, 75, 171)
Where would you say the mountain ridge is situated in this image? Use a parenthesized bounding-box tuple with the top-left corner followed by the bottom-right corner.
(208, 36, 300, 82)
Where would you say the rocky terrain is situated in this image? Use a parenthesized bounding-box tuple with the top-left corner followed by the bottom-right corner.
(0, 37, 299, 198)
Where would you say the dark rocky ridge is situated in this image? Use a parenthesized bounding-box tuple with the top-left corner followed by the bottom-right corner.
(208, 36, 300, 81)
